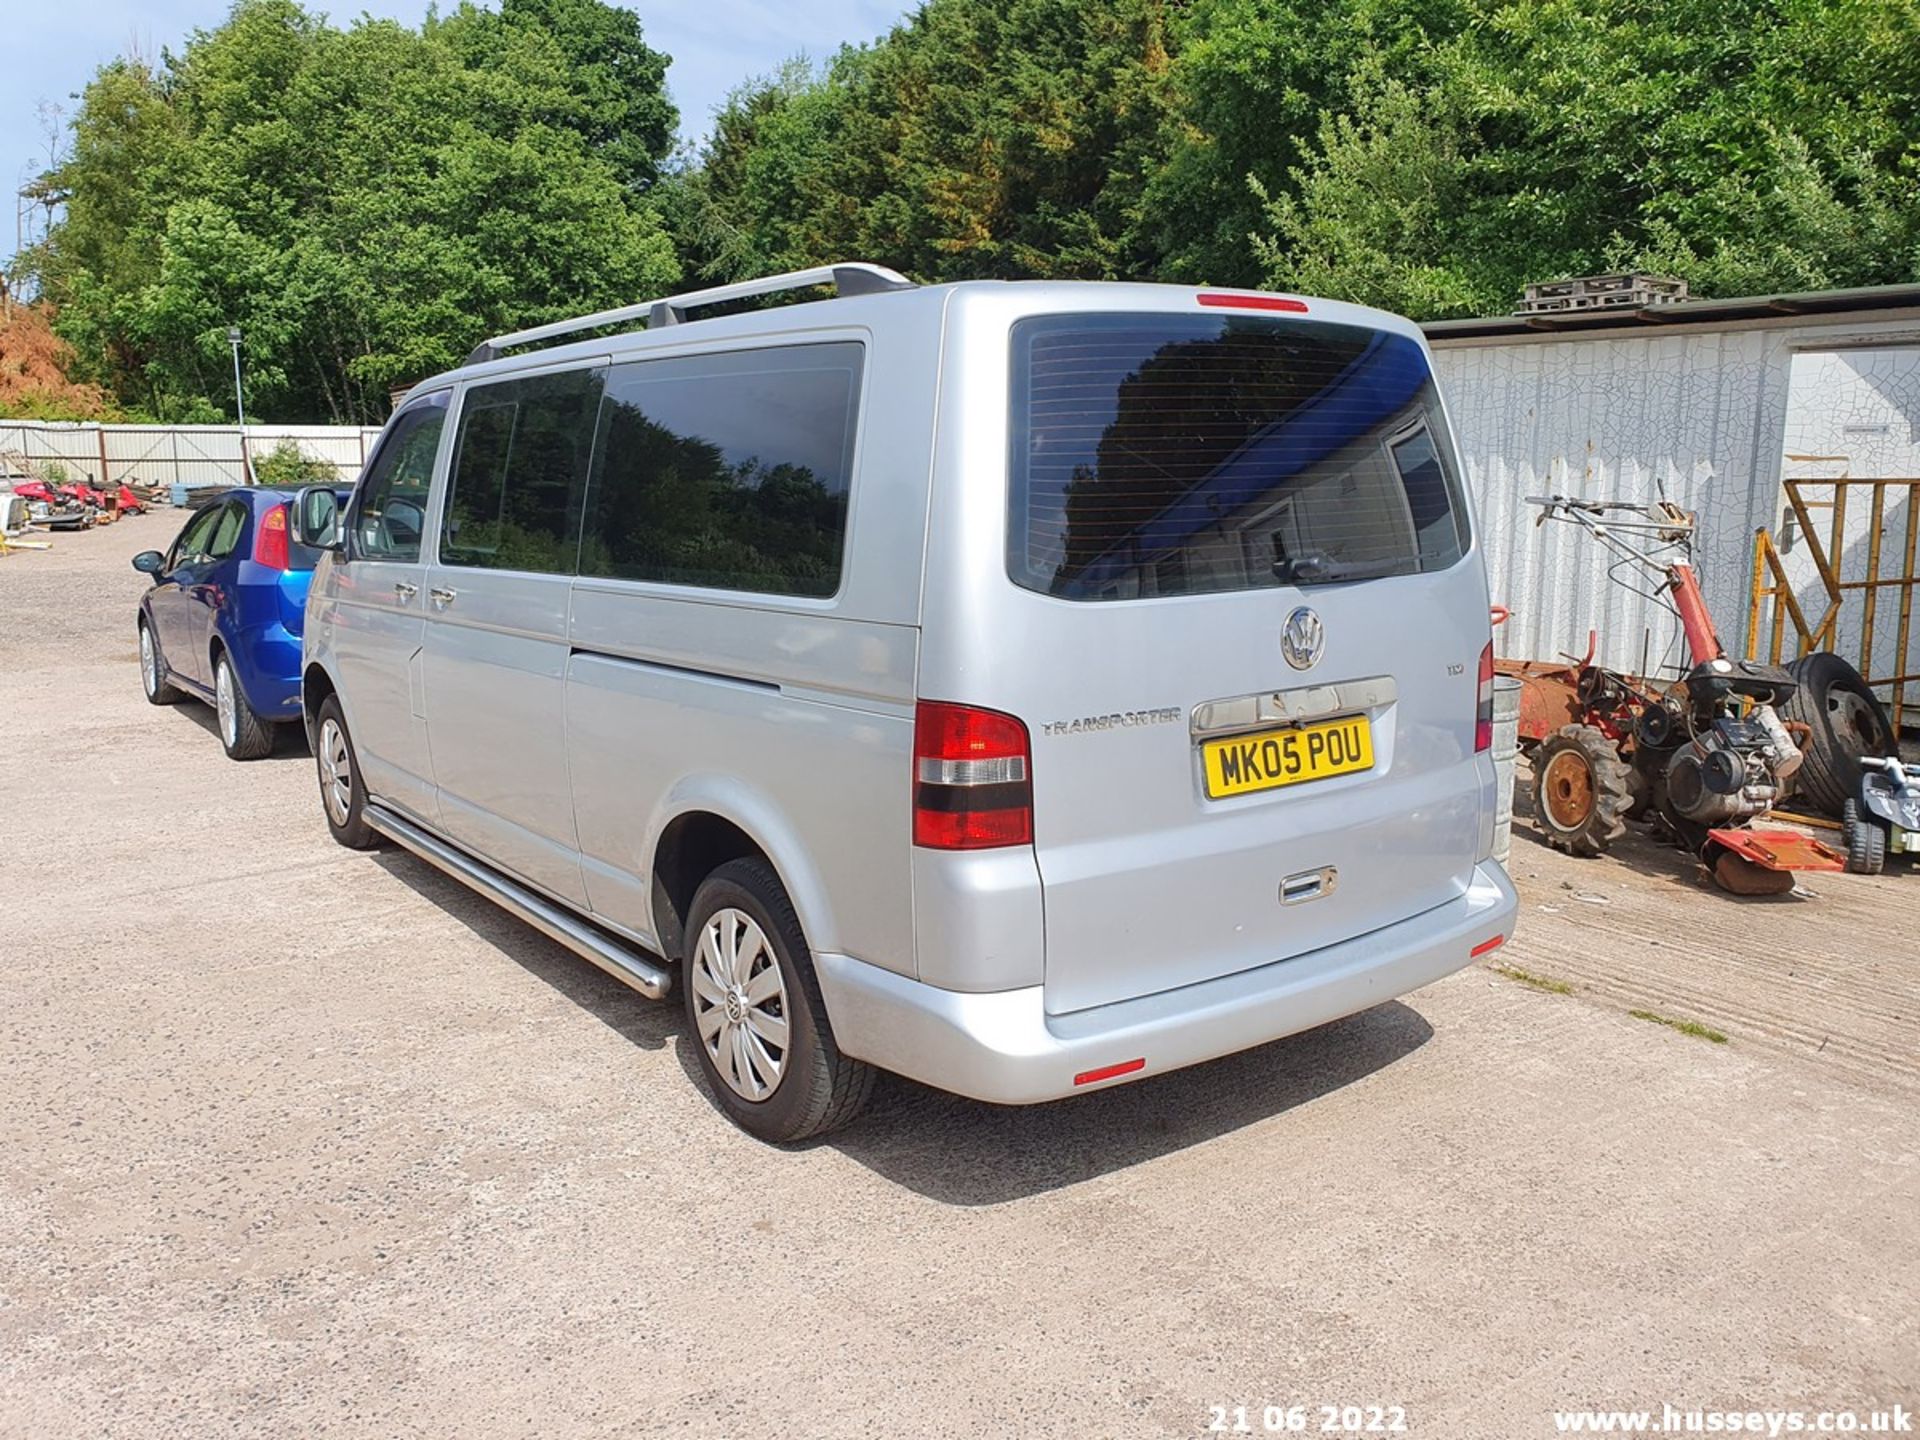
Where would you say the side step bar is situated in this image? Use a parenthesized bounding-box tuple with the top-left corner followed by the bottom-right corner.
(365, 804, 672, 1000)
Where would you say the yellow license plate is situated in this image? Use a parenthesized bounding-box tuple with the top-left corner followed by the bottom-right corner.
(1202, 715, 1374, 799)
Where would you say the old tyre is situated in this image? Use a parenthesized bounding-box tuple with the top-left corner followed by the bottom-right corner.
(314, 696, 377, 849)
(682, 857, 874, 1143)
(1782, 651, 1895, 817)
(138, 619, 184, 706)
(215, 652, 275, 760)
(1842, 798, 1887, 876)
(1533, 724, 1632, 857)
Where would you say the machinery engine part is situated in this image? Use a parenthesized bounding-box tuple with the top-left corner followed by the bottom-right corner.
(1749, 702, 1804, 780)
(1662, 712, 1794, 828)
(1635, 701, 1678, 749)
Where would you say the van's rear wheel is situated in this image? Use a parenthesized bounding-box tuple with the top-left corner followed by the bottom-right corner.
(1533, 724, 1631, 857)
(682, 858, 873, 1143)
(314, 696, 377, 850)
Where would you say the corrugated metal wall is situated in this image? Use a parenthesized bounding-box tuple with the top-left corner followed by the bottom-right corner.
(1776, 347, 1920, 696)
(0, 421, 383, 494)
(1431, 314, 1920, 687)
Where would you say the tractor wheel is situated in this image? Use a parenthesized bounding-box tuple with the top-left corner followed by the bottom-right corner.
(1533, 724, 1632, 857)
(1781, 652, 1895, 817)
(1842, 798, 1888, 877)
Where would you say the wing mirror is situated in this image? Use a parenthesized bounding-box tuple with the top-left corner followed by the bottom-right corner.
(131, 550, 165, 577)
(290, 485, 343, 551)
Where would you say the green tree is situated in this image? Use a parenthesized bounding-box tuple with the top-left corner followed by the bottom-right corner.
(673, 0, 1180, 285)
(1253, 0, 1920, 315)
(34, 0, 680, 423)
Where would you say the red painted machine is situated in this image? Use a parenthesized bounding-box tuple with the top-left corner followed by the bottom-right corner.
(1499, 496, 1848, 894)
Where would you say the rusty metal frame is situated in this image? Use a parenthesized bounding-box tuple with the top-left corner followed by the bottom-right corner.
(1747, 465, 1920, 732)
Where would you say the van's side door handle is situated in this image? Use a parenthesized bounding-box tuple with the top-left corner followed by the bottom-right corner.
(393, 581, 418, 601)
(429, 586, 458, 607)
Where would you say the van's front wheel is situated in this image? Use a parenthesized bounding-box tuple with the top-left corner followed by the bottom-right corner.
(682, 858, 874, 1143)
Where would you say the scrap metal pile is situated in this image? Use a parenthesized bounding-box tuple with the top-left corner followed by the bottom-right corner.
(1, 459, 160, 549)
(1500, 496, 1898, 894)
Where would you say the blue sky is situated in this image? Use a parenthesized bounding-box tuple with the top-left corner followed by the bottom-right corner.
(3, 0, 915, 265)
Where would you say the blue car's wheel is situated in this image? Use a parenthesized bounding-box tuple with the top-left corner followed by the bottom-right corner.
(214, 651, 275, 761)
(138, 619, 184, 706)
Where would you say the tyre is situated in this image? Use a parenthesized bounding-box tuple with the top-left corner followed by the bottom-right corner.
(138, 619, 184, 706)
(682, 857, 874, 1143)
(214, 651, 275, 760)
(313, 696, 378, 849)
(1781, 651, 1895, 817)
(1532, 724, 1632, 857)
(1842, 798, 1887, 876)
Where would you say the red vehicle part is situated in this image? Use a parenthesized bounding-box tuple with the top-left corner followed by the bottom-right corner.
(1667, 563, 1722, 664)
(1705, 827, 1846, 894)
(1706, 827, 1845, 872)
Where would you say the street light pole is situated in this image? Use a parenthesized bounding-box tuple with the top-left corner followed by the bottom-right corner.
(227, 325, 251, 484)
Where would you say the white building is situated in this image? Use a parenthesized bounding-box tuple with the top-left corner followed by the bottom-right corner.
(1427, 284, 1920, 710)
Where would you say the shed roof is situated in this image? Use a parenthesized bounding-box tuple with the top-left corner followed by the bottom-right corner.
(1421, 281, 1920, 341)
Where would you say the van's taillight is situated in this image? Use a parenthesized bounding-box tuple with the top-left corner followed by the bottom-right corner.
(255, 503, 290, 571)
(1197, 291, 1310, 313)
(1474, 640, 1496, 752)
(913, 701, 1033, 850)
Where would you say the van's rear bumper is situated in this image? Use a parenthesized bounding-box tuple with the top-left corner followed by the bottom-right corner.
(816, 861, 1516, 1105)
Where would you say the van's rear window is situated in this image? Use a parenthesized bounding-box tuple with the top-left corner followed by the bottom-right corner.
(1007, 314, 1470, 600)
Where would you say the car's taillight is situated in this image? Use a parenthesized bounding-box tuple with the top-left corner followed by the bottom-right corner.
(255, 503, 290, 571)
(1474, 640, 1496, 752)
(912, 701, 1034, 850)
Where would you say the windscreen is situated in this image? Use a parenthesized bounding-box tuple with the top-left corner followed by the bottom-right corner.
(1007, 314, 1470, 600)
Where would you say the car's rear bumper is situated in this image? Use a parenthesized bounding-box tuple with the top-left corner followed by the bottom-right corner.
(230, 621, 304, 719)
(816, 860, 1516, 1105)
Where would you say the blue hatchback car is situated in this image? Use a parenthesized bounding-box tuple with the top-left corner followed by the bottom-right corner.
(133, 488, 341, 759)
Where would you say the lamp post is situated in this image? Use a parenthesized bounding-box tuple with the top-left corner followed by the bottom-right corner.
(227, 325, 251, 484)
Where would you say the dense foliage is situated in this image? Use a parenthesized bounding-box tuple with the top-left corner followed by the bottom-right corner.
(0, 304, 122, 419)
(20, 0, 1920, 422)
(673, 0, 1920, 312)
(30, 0, 678, 424)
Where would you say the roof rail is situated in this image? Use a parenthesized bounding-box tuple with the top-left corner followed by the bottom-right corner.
(465, 262, 915, 365)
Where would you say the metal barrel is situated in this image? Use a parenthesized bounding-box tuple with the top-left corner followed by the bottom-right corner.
(1491, 675, 1523, 867)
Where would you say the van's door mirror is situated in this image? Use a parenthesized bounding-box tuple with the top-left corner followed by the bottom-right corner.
(290, 486, 342, 551)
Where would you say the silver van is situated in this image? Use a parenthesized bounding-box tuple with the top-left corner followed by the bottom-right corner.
(290, 264, 1516, 1141)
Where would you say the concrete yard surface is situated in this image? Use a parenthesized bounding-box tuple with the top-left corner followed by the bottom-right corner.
(2, 515, 1915, 1439)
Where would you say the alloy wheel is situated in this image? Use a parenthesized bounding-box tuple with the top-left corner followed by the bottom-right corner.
(318, 716, 353, 827)
(216, 660, 238, 747)
(690, 907, 790, 1101)
(140, 626, 157, 696)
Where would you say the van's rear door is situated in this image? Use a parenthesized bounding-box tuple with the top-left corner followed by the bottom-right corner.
(997, 309, 1493, 1016)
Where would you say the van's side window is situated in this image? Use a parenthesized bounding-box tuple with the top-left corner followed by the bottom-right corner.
(350, 391, 449, 564)
(441, 368, 603, 575)
(580, 342, 863, 599)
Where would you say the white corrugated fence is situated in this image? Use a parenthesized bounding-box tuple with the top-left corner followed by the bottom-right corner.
(0, 420, 383, 496)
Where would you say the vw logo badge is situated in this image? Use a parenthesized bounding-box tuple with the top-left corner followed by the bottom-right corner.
(1282, 606, 1325, 671)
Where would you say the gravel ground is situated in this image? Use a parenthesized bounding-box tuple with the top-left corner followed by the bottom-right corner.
(2, 513, 1915, 1439)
